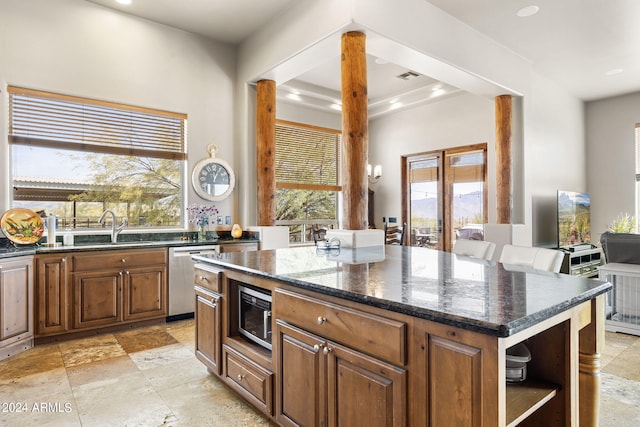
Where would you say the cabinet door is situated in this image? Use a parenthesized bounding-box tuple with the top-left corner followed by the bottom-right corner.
(195, 286, 221, 374)
(326, 341, 407, 427)
(35, 254, 69, 336)
(72, 270, 122, 329)
(123, 265, 167, 321)
(275, 320, 327, 427)
(0, 257, 33, 343)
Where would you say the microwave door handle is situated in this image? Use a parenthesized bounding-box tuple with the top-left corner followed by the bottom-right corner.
(264, 310, 272, 340)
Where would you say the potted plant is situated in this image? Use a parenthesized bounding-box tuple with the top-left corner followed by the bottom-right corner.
(607, 212, 636, 233)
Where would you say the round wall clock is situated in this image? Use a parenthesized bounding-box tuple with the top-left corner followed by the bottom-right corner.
(192, 144, 236, 201)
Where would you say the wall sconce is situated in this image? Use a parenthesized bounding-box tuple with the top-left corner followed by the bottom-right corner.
(368, 164, 382, 184)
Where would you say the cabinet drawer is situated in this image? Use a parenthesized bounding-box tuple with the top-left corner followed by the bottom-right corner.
(194, 265, 222, 293)
(275, 289, 406, 366)
(223, 345, 273, 415)
(72, 249, 167, 271)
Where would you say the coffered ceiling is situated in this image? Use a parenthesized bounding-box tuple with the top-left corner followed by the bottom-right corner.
(86, 0, 640, 116)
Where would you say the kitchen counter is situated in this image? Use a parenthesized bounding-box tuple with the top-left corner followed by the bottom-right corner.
(0, 232, 259, 256)
(192, 245, 611, 337)
(192, 245, 611, 426)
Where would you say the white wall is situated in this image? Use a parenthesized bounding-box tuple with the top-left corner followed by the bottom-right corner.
(527, 73, 586, 247)
(0, 0, 237, 229)
(586, 91, 640, 243)
(369, 93, 494, 229)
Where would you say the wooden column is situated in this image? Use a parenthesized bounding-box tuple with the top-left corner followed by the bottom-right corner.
(256, 79, 276, 226)
(495, 95, 512, 224)
(341, 31, 368, 230)
(579, 295, 605, 426)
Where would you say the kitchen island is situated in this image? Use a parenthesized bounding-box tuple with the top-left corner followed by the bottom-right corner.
(192, 245, 611, 426)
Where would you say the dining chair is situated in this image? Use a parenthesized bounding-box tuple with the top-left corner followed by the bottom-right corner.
(499, 244, 564, 273)
(384, 223, 406, 245)
(452, 238, 497, 261)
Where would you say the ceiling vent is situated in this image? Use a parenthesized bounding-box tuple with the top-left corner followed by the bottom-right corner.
(396, 71, 421, 80)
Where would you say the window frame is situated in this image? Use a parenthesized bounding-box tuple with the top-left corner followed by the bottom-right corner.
(7, 86, 187, 230)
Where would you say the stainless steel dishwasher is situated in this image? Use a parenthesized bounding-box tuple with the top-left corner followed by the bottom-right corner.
(168, 245, 219, 321)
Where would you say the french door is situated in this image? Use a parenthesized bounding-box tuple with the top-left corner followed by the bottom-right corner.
(402, 144, 487, 252)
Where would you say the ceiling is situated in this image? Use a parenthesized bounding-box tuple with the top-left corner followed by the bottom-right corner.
(86, 0, 640, 115)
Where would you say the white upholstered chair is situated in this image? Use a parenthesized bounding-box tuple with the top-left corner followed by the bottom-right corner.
(452, 239, 497, 261)
(499, 244, 564, 273)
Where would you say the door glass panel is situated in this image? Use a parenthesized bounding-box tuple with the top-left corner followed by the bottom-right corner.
(408, 156, 441, 249)
(448, 150, 486, 249)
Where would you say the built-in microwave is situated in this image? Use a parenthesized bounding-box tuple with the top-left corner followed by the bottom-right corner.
(238, 285, 272, 350)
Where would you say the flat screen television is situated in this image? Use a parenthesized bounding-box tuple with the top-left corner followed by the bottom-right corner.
(557, 190, 591, 249)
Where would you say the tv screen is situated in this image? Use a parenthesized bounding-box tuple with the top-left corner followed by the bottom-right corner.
(557, 190, 591, 248)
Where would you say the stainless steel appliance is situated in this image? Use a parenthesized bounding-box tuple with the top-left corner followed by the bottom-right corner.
(168, 245, 219, 320)
(238, 284, 272, 350)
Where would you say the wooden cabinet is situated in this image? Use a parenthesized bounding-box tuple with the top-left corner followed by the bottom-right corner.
(71, 248, 167, 331)
(223, 345, 274, 415)
(72, 269, 122, 329)
(0, 255, 34, 360)
(195, 285, 221, 374)
(35, 253, 69, 336)
(194, 264, 223, 374)
(274, 289, 407, 427)
(35, 247, 167, 340)
(124, 265, 167, 321)
(219, 242, 258, 253)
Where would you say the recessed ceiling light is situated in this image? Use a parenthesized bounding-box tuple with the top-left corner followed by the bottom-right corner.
(116, 0, 132, 5)
(516, 5, 539, 17)
(605, 68, 624, 76)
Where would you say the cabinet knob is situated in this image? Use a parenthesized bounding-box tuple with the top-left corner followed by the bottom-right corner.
(322, 346, 332, 355)
(237, 374, 244, 381)
(313, 344, 321, 353)
(121, 258, 126, 263)
(62, 257, 66, 262)
(317, 316, 327, 325)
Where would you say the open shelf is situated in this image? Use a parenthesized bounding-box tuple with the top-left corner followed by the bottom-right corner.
(506, 379, 559, 427)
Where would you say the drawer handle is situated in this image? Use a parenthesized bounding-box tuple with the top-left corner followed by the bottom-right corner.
(237, 374, 245, 381)
(317, 316, 327, 325)
(199, 276, 208, 281)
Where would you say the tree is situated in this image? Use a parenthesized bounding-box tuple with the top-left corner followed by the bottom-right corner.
(69, 153, 181, 226)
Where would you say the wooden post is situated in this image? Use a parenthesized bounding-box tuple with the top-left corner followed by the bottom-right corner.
(495, 95, 512, 224)
(341, 31, 368, 230)
(579, 295, 605, 426)
(256, 79, 276, 226)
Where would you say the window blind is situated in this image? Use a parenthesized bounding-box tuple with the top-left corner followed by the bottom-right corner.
(275, 120, 341, 191)
(7, 86, 186, 160)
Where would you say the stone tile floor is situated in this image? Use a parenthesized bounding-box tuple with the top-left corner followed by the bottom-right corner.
(0, 319, 638, 426)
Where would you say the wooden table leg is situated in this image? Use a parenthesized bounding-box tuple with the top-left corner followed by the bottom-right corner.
(578, 295, 605, 426)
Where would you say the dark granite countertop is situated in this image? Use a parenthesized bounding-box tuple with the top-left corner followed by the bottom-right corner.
(0, 231, 259, 257)
(192, 245, 612, 338)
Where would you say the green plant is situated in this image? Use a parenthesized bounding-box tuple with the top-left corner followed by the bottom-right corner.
(607, 213, 637, 233)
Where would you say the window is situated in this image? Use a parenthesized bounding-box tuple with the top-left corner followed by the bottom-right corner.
(275, 120, 341, 243)
(8, 86, 186, 230)
(636, 124, 640, 222)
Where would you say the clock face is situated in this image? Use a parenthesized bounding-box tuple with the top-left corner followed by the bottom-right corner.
(192, 158, 235, 201)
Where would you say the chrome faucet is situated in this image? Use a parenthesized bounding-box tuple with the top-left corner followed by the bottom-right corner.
(98, 210, 128, 243)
